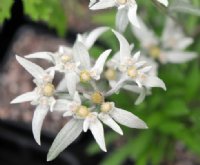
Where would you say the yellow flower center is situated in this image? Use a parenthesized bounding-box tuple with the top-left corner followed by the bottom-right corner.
(101, 102, 113, 113)
(91, 91, 104, 104)
(61, 55, 71, 63)
(149, 46, 160, 59)
(76, 106, 90, 118)
(116, 0, 128, 5)
(105, 68, 116, 80)
(80, 70, 91, 83)
(127, 66, 137, 78)
(42, 83, 55, 97)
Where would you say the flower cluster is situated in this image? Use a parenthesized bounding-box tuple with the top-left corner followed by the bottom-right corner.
(11, 0, 197, 162)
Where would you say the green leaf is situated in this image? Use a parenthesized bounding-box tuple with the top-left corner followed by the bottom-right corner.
(23, 0, 67, 36)
(0, 0, 13, 23)
(163, 99, 189, 117)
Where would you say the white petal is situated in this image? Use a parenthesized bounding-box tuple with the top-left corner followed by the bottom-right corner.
(73, 42, 91, 69)
(143, 76, 166, 90)
(63, 110, 74, 117)
(89, 0, 97, 7)
(85, 27, 109, 49)
(53, 99, 70, 112)
(116, 8, 129, 33)
(25, 52, 54, 63)
(66, 72, 78, 96)
(131, 17, 159, 48)
(163, 51, 197, 64)
(134, 88, 147, 105)
(73, 91, 81, 104)
(90, 0, 116, 10)
(128, 4, 140, 28)
(11, 91, 37, 104)
(139, 66, 152, 73)
(157, 0, 168, 6)
(32, 105, 49, 145)
(89, 118, 107, 152)
(47, 119, 83, 161)
(91, 49, 112, 79)
(132, 51, 141, 62)
(111, 108, 148, 129)
(83, 118, 90, 132)
(122, 85, 147, 105)
(112, 30, 131, 62)
(99, 113, 123, 135)
(16, 55, 45, 80)
(106, 75, 128, 96)
(58, 45, 73, 55)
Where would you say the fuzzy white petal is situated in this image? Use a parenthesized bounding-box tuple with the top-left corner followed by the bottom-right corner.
(11, 91, 37, 104)
(16, 55, 46, 79)
(47, 119, 83, 161)
(73, 92, 81, 104)
(83, 118, 90, 132)
(143, 76, 166, 90)
(131, 18, 159, 48)
(111, 108, 148, 129)
(32, 105, 49, 145)
(59, 45, 73, 55)
(91, 49, 112, 79)
(128, 4, 140, 28)
(90, 0, 116, 10)
(112, 30, 131, 61)
(116, 8, 129, 33)
(99, 113, 123, 135)
(157, 0, 168, 6)
(66, 72, 78, 97)
(73, 42, 91, 69)
(85, 27, 109, 49)
(163, 51, 197, 64)
(89, 118, 107, 152)
(25, 52, 54, 63)
(53, 99, 70, 112)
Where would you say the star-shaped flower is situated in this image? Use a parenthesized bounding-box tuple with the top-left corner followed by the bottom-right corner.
(90, 0, 169, 32)
(11, 56, 56, 145)
(131, 18, 197, 64)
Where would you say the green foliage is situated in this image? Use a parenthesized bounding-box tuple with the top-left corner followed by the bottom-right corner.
(22, 0, 67, 36)
(0, 0, 13, 23)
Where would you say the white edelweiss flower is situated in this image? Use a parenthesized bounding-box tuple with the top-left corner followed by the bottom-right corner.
(98, 102, 148, 135)
(73, 42, 112, 83)
(76, 26, 109, 50)
(11, 56, 57, 145)
(25, 46, 80, 96)
(107, 30, 166, 95)
(131, 17, 197, 64)
(47, 92, 106, 161)
(90, 0, 169, 32)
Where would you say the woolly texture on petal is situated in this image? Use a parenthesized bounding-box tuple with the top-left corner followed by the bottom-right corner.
(111, 108, 148, 129)
(32, 105, 49, 145)
(90, 0, 116, 10)
(16, 55, 45, 80)
(47, 119, 83, 161)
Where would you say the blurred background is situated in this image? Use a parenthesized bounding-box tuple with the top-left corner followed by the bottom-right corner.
(0, 0, 200, 165)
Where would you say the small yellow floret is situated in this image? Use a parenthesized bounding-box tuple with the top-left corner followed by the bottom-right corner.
(101, 102, 113, 113)
(116, 0, 128, 5)
(42, 83, 55, 97)
(105, 68, 116, 80)
(91, 91, 104, 104)
(80, 70, 91, 83)
(61, 55, 71, 63)
(149, 46, 160, 59)
(127, 66, 137, 78)
(76, 106, 90, 118)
